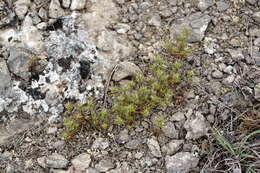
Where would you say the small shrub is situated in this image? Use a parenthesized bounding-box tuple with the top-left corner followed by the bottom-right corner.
(63, 29, 194, 139)
(153, 115, 166, 136)
(164, 27, 191, 58)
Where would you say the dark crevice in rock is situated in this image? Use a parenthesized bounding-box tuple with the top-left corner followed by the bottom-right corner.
(27, 88, 46, 100)
(58, 57, 73, 72)
(46, 18, 63, 31)
(79, 60, 91, 80)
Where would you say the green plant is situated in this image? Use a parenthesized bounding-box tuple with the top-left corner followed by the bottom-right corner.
(153, 115, 166, 136)
(213, 129, 260, 172)
(164, 27, 191, 58)
(63, 30, 194, 140)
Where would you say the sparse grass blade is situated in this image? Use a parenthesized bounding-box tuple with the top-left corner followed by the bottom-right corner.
(239, 129, 260, 155)
(213, 129, 237, 156)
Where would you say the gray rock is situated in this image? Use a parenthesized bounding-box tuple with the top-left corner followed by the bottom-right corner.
(171, 112, 186, 122)
(20, 17, 44, 51)
(167, 0, 177, 6)
(212, 69, 223, 79)
(184, 112, 208, 140)
(7, 48, 34, 81)
(45, 153, 69, 169)
(112, 61, 142, 82)
(116, 129, 129, 144)
(125, 139, 142, 150)
(165, 152, 199, 173)
(203, 37, 217, 54)
(171, 13, 211, 42)
(222, 75, 235, 85)
(92, 138, 109, 150)
(0, 119, 34, 145)
(0, 59, 11, 95)
(71, 153, 91, 171)
(148, 14, 162, 27)
(246, 0, 256, 5)
(62, 0, 71, 8)
(47, 126, 57, 134)
(115, 0, 125, 4)
(134, 152, 144, 159)
(70, 0, 86, 10)
(38, 8, 48, 20)
(216, 1, 230, 11)
(228, 49, 245, 60)
(254, 37, 260, 47)
(253, 11, 260, 23)
(86, 168, 100, 173)
(252, 50, 260, 66)
(95, 159, 115, 172)
(114, 23, 130, 34)
(0, 151, 12, 160)
(0, 11, 15, 28)
(140, 2, 152, 10)
(6, 164, 15, 173)
(37, 22, 47, 30)
(162, 122, 179, 139)
(49, 0, 65, 18)
(147, 138, 162, 158)
(96, 30, 114, 52)
(223, 65, 236, 74)
(14, 0, 30, 20)
(197, 0, 214, 11)
(160, 8, 173, 18)
(52, 140, 65, 149)
(254, 83, 260, 101)
(162, 140, 184, 156)
(30, 12, 42, 25)
(249, 28, 260, 37)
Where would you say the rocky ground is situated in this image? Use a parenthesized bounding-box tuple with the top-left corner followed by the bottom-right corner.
(0, 0, 260, 172)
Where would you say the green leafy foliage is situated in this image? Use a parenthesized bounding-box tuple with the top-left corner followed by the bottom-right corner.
(165, 27, 191, 58)
(63, 29, 194, 140)
(153, 115, 166, 136)
(213, 129, 260, 172)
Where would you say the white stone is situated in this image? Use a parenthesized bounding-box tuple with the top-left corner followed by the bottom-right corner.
(165, 152, 199, 173)
(184, 112, 208, 140)
(71, 153, 91, 171)
(49, 0, 65, 18)
(62, 0, 71, 8)
(147, 138, 162, 158)
(70, 0, 86, 10)
(14, 0, 31, 20)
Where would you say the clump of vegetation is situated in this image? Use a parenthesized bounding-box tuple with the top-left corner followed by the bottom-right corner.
(211, 129, 260, 173)
(63, 29, 193, 140)
(153, 115, 166, 136)
(164, 27, 191, 58)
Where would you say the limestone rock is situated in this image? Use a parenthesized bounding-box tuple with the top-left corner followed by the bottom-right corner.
(253, 11, 260, 23)
(112, 62, 142, 82)
(7, 47, 34, 81)
(165, 152, 199, 173)
(147, 138, 162, 158)
(62, 0, 71, 8)
(38, 154, 67, 169)
(95, 159, 115, 172)
(197, 0, 214, 11)
(254, 83, 260, 101)
(171, 12, 211, 42)
(14, 0, 30, 20)
(184, 112, 208, 140)
(49, 0, 65, 18)
(70, 0, 86, 10)
(71, 153, 91, 171)
(0, 59, 11, 95)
